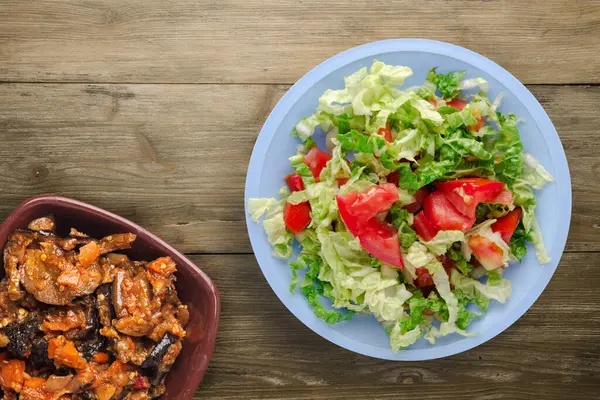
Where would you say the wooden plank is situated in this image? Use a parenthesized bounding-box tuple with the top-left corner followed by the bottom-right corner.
(191, 253, 600, 399)
(1, 0, 599, 84)
(0, 83, 598, 253)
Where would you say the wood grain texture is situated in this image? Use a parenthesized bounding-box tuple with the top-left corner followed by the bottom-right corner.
(1, 0, 600, 84)
(1, 1, 599, 399)
(192, 253, 600, 399)
(0, 83, 598, 252)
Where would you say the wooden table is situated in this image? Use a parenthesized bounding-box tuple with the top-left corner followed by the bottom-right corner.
(1, 1, 599, 399)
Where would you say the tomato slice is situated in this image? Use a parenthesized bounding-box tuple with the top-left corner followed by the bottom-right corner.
(304, 147, 332, 181)
(387, 170, 400, 187)
(336, 177, 349, 186)
(336, 183, 399, 236)
(446, 98, 468, 110)
(470, 116, 484, 132)
(336, 184, 403, 268)
(436, 178, 505, 218)
(378, 124, 393, 142)
(403, 187, 429, 214)
(359, 219, 404, 268)
(283, 202, 311, 234)
(489, 189, 514, 205)
(414, 266, 434, 288)
(492, 208, 522, 243)
(423, 191, 476, 232)
(439, 254, 456, 274)
(468, 235, 504, 270)
(412, 211, 439, 241)
(284, 173, 305, 192)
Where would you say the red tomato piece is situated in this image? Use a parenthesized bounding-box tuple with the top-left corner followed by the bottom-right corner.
(423, 191, 476, 232)
(412, 211, 439, 241)
(304, 147, 332, 181)
(336, 183, 399, 236)
(284, 173, 305, 192)
(489, 189, 514, 205)
(133, 375, 150, 390)
(359, 219, 404, 268)
(470, 116, 485, 132)
(403, 187, 429, 214)
(468, 235, 505, 270)
(414, 266, 434, 288)
(283, 202, 311, 234)
(439, 254, 456, 274)
(492, 208, 522, 243)
(337, 177, 349, 186)
(336, 191, 361, 233)
(436, 178, 506, 218)
(446, 98, 468, 110)
(387, 170, 400, 187)
(378, 124, 393, 142)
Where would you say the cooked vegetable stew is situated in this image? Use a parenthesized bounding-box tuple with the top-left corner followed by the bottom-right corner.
(0, 216, 188, 399)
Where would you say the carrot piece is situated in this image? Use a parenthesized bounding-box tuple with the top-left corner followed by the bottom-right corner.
(78, 241, 100, 267)
(95, 384, 116, 400)
(56, 266, 81, 288)
(92, 352, 109, 364)
(24, 377, 46, 389)
(147, 257, 177, 276)
(1, 359, 26, 392)
(48, 336, 87, 369)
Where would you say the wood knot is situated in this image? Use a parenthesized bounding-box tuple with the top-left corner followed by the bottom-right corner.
(30, 164, 49, 181)
(105, 9, 119, 25)
(396, 370, 423, 384)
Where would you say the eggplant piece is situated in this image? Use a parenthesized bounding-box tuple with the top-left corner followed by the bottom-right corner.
(29, 337, 53, 368)
(96, 284, 115, 328)
(67, 295, 108, 360)
(149, 384, 166, 399)
(141, 332, 178, 385)
(27, 216, 56, 232)
(59, 296, 99, 341)
(1, 314, 40, 359)
(78, 334, 107, 361)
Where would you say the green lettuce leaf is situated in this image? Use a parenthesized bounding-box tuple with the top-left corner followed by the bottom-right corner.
(431, 69, 466, 99)
(450, 269, 512, 303)
(318, 231, 413, 322)
(458, 78, 488, 93)
(248, 198, 294, 258)
(493, 114, 523, 185)
(388, 207, 417, 250)
(389, 324, 421, 351)
(447, 246, 474, 275)
(508, 222, 531, 262)
(422, 230, 465, 255)
(522, 153, 555, 190)
(530, 217, 550, 264)
(301, 285, 354, 324)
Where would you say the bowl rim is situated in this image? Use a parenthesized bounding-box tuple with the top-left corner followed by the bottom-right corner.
(0, 194, 221, 396)
(244, 38, 572, 360)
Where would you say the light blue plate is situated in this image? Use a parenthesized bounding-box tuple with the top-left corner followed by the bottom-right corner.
(244, 39, 571, 360)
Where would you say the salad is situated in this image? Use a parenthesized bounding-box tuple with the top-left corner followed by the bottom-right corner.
(249, 61, 554, 351)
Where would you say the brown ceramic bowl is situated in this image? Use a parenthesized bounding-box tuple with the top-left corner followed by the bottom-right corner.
(0, 195, 220, 399)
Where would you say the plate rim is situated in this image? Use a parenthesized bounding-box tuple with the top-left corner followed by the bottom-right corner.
(244, 38, 572, 360)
